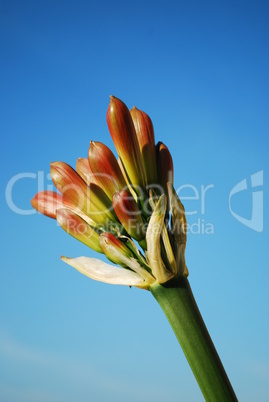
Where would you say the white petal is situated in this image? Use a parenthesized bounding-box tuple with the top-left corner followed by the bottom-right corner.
(61, 256, 146, 287)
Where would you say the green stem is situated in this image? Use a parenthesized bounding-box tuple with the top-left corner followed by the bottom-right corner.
(150, 276, 238, 402)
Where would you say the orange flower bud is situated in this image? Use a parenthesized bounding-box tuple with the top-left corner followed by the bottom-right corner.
(112, 190, 145, 242)
(130, 106, 158, 187)
(156, 142, 174, 193)
(76, 157, 98, 186)
(88, 141, 127, 199)
(50, 162, 117, 226)
(56, 208, 102, 253)
(106, 96, 145, 190)
(31, 191, 72, 219)
(99, 232, 133, 265)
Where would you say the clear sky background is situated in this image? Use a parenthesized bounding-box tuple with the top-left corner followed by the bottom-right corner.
(1, 1, 268, 401)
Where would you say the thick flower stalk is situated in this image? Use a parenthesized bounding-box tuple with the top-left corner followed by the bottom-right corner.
(32, 96, 238, 402)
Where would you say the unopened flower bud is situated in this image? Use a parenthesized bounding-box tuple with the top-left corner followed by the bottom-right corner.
(50, 162, 117, 226)
(88, 141, 127, 199)
(130, 106, 158, 186)
(99, 232, 133, 265)
(156, 142, 174, 193)
(99, 232, 153, 283)
(31, 190, 72, 219)
(76, 158, 98, 186)
(57, 208, 102, 253)
(106, 96, 145, 190)
(112, 190, 145, 242)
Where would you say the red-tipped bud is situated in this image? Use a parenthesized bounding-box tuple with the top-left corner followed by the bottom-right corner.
(76, 157, 98, 186)
(130, 107, 158, 186)
(106, 96, 145, 190)
(56, 208, 102, 253)
(156, 142, 174, 193)
(99, 232, 133, 265)
(112, 190, 145, 241)
(50, 162, 87, 208)
(50, 162, 117, 225)
(31, 191, 72, 219)
(88, 141, 127, 199)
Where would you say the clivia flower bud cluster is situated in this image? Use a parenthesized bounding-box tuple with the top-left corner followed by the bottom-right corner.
(31, 96, 188, 289)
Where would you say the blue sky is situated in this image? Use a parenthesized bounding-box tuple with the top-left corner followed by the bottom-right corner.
(1, 0, 268, 401)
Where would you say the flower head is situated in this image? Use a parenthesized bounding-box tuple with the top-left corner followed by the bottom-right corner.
(32, 96, 187, 289)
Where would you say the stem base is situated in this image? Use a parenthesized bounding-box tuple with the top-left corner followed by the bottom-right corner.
(150, 277, 238, 402)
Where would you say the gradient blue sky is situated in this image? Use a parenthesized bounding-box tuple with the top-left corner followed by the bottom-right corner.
(1, 1, 268, 401)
